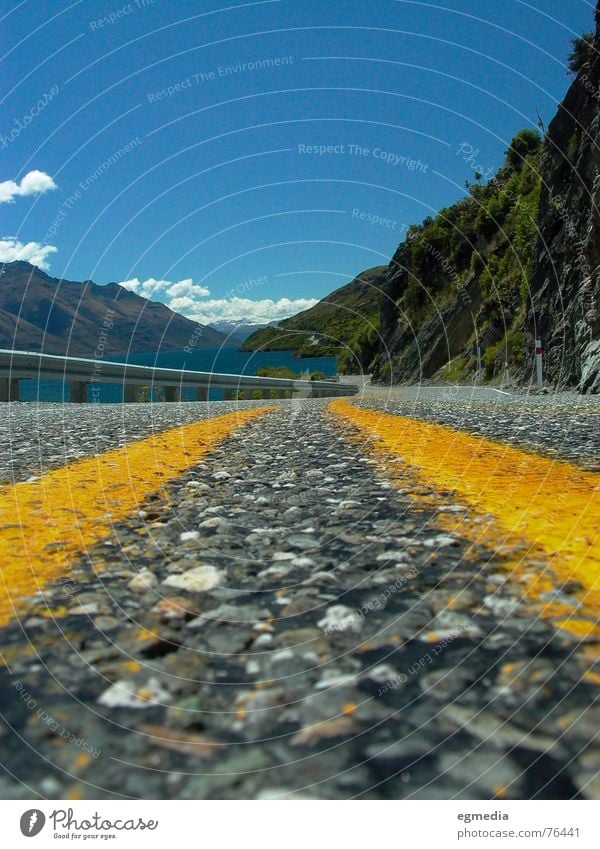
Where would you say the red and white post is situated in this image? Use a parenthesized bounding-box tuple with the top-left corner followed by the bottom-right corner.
(535, 338, 543, 389)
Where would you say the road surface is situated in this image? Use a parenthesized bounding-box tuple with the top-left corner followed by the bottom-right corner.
(0, 391, 598, 799)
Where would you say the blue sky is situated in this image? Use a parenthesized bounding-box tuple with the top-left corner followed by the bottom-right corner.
(0, 0, 595, 324)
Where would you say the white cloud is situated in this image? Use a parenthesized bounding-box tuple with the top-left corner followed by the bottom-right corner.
(0, 170, 57, 204)
(183, 296, 319, 325)
(118, 275, 316, 325)
(0, 238, 57, 269)
(119, 276, 210, 299)
(166, 279, 210, 298)
(168, 295, 198, 312)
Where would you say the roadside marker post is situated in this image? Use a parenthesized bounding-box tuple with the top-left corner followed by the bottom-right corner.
(535, 338, 543, 388)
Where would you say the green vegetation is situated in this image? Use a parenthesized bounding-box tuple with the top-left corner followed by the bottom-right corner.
(255, 365, 328, 380)
(242, 266, 386, 373)
(568, 31, 595, 74)
(482, 329, 526, 378)
(439, 356, 469, 383)
(391, 129, 543, 380)
(505, 128, 543, 168)
(256, 365, 299, 379)
(246, 129, 545, 384)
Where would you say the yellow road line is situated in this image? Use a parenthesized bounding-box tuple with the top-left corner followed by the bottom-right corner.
(0, 407, 272, 627)
(330, 399, 600, 629)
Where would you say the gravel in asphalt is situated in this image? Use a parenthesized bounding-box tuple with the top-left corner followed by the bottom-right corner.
(0, 400, 273, 484)
(0, 401, 598, 800)
(355, 388, 600, 469)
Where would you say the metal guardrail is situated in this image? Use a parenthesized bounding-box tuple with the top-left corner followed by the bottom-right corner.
(0, 349, 358, 402)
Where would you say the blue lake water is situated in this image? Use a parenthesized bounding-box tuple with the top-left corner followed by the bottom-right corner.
(18, 347, 337, 403)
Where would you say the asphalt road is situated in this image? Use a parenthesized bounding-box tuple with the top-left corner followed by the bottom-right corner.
(355, 386, 600, 468)
(0, 395, 598, 800)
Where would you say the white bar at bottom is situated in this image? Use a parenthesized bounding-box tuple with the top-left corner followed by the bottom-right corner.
(0, 799, 598, 847)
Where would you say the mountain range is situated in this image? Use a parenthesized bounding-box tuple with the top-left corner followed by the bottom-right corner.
(0, 261, 229, 357)
(207, 319, 275, 342)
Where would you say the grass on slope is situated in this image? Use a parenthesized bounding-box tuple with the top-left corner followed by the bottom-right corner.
(241, 266, 387, 372)
(388, 129, 543, 379)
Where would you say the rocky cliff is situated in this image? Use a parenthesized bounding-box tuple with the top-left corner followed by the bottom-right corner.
(527, 4, 600, 392)
(371, 130, 543, 386)
(370, 6, 600, 392)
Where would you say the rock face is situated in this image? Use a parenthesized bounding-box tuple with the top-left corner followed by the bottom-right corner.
(0, 261, 228, 356)
(370, 4, 600, 393)
(372, 133, 544, 387)
(376, 249, 483, 385)
(528, 5, 600, 392)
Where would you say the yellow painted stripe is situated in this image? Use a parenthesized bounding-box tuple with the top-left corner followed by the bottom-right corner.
(0, 407, 272, 627)
(330, 399, 600, 617)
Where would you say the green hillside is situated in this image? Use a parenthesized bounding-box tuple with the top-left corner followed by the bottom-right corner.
(371, 129, 544, 383)
(241, 266, 387, 372)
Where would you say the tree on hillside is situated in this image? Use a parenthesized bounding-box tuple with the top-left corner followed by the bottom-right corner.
(506, 129, 542, 169)
(567, 31, 595, 73)
(256, 365, 298, 379)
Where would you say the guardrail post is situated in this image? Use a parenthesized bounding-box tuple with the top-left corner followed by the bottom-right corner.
(69, 381, 88, 403)
(163, 386, 181, 402)
(195, 387, 208, 402)
(0, 378, 19, 401)
(123, 384, 137, 403)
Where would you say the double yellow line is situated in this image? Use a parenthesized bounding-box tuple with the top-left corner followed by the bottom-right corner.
(0, 407, 271, 628)
(2, 396, 597, 638)
(330, 399, 600, 636)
